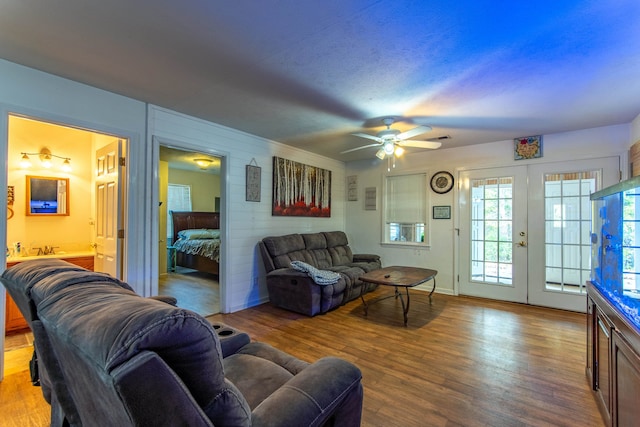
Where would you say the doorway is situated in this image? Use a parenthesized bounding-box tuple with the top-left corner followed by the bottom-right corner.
(458, 157, 620, 312)
(158, 145, 221, 316)
(4, 114, 127, 375)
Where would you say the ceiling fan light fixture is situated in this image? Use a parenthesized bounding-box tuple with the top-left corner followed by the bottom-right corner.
(394, 146, 404, 156)
(375, 148, 386, 160)
(383, 141, 395, 155)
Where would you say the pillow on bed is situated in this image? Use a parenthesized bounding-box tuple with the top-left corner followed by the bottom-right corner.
(178, 229, 220, 240)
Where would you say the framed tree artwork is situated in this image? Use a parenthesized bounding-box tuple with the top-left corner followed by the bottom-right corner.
(272, 156, 331, 217)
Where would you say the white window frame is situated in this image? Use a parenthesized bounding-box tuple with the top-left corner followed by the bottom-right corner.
(382, 171, 430, 246)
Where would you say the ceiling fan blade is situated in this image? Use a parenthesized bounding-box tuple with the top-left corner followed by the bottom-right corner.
(398, 140, 442, 149)
(352, 132, 383, 143)
(341, 143, 381, 154)
(396, 125, 432, 140)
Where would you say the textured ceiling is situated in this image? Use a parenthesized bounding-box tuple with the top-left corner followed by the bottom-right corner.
(1, 0, 639, 162)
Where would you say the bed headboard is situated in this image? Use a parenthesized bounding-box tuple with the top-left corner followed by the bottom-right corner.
(171, 211, 220, 243)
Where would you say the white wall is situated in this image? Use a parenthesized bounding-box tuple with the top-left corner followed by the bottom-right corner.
(346, 124, 631, 296)
(147, 106, 346, 312)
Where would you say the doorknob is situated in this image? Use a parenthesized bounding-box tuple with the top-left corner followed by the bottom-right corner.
(518, 241, 527, 247)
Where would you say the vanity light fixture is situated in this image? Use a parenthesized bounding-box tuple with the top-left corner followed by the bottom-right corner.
(20, 148, 72, 172)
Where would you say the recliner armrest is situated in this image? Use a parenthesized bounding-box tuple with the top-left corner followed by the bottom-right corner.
(251, 357, 363, 427)
(148, 295, 178, 306)
(353, 253, 380, 263)
(209, 322, 252, 357)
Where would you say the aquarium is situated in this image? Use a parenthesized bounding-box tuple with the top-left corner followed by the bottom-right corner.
(591, 175, 640, 330)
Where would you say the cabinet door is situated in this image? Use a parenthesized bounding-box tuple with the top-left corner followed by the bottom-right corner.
(596, 310, 613, 425)
(587, 297, 595, 389)
(5, 292, 29, 333)
(67, 256, 94, 271)
(612, 330, 640, 427)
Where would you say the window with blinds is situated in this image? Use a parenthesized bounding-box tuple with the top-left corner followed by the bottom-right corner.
(383, 172, 429, 245)
(167, 184, 192, 240)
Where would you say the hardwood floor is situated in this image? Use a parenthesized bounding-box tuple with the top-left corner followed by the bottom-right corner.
(158, 267, 220, 316)
(1, 289, 603, 427)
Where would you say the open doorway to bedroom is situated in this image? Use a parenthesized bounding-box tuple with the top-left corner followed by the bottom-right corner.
(158, 145, 221, 316)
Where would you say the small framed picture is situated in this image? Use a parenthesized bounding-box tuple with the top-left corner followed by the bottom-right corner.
(433, 205, 451, 219)
(514, 135, 542, 160)
(365, 187, 377, 210)
(347, 175, 358, 201)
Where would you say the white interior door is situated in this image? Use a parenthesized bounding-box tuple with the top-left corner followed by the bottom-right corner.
(459, 157, 620, 311)
(94, 139, 123, 278)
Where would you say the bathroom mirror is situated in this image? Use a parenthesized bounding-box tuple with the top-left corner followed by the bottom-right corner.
(26, 175, 69, 216)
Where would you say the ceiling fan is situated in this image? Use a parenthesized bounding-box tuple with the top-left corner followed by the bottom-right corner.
(341, 117, 442, 159)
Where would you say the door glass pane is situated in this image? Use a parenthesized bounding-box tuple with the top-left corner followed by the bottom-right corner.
(470, 177, 513, 285)
(543, 171, 598, 293)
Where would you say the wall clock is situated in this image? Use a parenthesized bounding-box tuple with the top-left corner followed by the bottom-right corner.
(430, 171, 454, 194)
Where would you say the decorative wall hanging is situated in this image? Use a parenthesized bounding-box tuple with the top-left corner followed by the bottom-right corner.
(347, 175, 358, 201)
(7, 185, 14, 219)
(364, 187, 377, 210)
(514, 135, 542, 160)
(246, 158, 261, 202)
(430, 171, 454, 194)
(272, 157, 331, 217)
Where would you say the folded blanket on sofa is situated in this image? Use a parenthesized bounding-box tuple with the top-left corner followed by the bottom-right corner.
(290, 261, 341, 285)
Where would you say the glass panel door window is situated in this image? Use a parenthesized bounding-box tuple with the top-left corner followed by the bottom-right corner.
(471, 177, 514, 285)
(544, 172, 597, 294)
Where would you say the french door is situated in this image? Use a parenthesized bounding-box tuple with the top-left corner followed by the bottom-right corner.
(458, 157, 619, 311)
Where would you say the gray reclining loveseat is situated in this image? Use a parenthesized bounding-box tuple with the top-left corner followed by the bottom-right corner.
(1, 259, 364, 426)
(259, 231, 381, 316)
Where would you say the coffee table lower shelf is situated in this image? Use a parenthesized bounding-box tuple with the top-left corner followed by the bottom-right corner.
(359, 266, 438, 326)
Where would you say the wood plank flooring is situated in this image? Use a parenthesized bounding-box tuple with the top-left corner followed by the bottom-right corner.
(1, 288, 603, 426)
(158, 267, 219, 316)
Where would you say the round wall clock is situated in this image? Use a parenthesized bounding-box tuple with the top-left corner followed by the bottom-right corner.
(430, 171, 454, 194)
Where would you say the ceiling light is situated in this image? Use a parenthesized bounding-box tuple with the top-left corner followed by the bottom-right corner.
(375, 148, 386, 160)
(394, 146, 404, 157)
(194, 158, 213, 169)
(383, 141, 395, 155)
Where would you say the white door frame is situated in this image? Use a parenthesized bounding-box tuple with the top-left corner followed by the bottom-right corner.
(0, 105, 142, 380)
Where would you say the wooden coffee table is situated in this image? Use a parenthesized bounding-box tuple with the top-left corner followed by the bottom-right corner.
(359, 266, 437, 326)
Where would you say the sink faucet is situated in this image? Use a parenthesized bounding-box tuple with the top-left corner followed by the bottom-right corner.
(43, 245, 59, 255)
